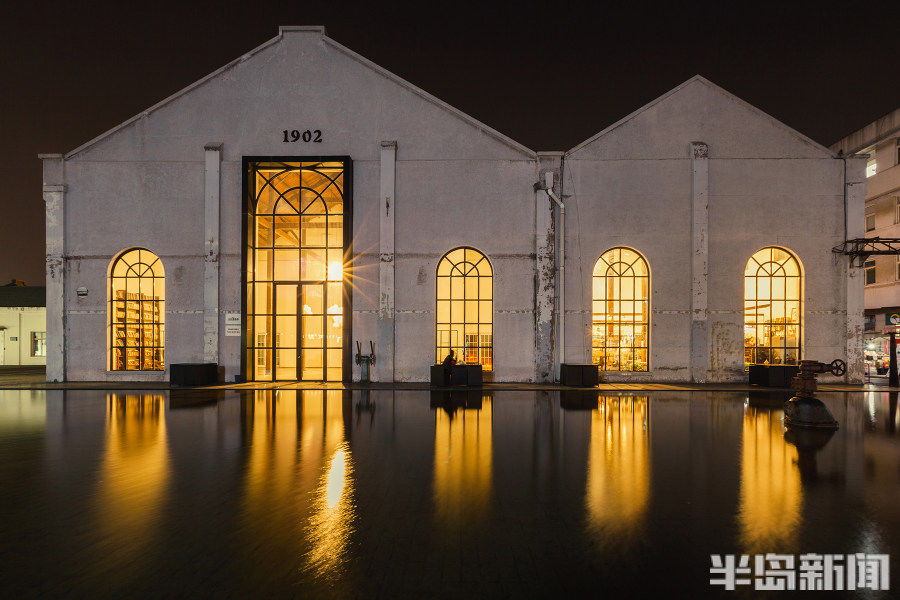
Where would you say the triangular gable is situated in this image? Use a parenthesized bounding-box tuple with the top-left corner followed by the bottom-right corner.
(566, 75, 834, 159)
(65, 26, 535, 159)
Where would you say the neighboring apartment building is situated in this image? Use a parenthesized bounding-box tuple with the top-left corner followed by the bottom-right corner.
(831, 108, 900, 358)
(0, 280, 46, 366)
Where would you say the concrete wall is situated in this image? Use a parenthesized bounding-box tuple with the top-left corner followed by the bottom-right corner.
(0, 307, 46, 366)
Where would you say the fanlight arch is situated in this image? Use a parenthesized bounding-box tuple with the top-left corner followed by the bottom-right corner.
(744, 247, 802, 366)
(592, 247, 649, 372)
(108, 248, 165, 371)
(435, 247, 493, 370)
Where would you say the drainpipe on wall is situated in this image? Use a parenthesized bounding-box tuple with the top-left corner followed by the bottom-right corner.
(545, 171, 566, 372)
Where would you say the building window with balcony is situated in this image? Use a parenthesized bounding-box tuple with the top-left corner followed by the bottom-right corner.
(865, 259, 876, 285)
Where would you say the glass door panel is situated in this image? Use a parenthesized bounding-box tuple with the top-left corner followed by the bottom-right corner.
(275, 284, 298, 380)
(301, 284, 325, 380)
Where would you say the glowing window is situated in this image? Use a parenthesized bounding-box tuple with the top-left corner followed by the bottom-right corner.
(591, 248, 649, 372)
(109, 248, 165, 371)
(744, 247, 801, 366)
(866, 158, 876, 178)
(246, 161, 346, 382)
(436, 247, 493, 371)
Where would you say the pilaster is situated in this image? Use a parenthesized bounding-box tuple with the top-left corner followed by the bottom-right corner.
(40, 153, 65, 382)
(377, 141, 397, 381)
(690, 142, 710, 383)
(203, 143, 222, 364)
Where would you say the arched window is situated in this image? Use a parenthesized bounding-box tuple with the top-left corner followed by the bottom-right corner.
(436, 247, 493, 370)
(592, 248, 649, 372)
(109, 248, 164, 371)
(744, 247, 801, 366)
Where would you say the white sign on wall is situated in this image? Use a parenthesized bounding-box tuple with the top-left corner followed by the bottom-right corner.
(225, 312, 241, 337)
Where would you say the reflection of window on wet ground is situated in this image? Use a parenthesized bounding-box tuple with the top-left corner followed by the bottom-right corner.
(432, 394, 492, 528)
(95, 394, 169, 577)
(738, 407, 801, 553)
(585, 395, 650, 536)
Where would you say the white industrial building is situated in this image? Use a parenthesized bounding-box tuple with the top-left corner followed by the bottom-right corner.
(40, 26, 865, 383)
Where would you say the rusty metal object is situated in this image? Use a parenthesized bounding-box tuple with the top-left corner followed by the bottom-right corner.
(783, 359, 845, 430)
(355, 340, 376, 383)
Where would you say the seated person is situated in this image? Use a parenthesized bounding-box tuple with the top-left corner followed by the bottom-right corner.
(441, 349, 457, 382)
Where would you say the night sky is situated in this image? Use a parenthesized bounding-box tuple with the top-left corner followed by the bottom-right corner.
(2, 1, 898, 286)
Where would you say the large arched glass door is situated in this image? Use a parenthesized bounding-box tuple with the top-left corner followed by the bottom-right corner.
(246, 160, 349, 382)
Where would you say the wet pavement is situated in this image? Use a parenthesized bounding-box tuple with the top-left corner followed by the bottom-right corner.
(1, 389, 898, 597)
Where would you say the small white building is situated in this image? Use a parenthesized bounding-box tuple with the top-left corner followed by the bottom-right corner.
(40, 26, 865, 383)
(0, 282, 46, 366)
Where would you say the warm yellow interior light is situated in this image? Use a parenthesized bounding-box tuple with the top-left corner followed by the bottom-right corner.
(327, 261, 343, 281)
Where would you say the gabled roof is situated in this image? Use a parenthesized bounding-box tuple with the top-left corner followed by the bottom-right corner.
(566, 75, 834, 158)
(62, 26, 534, 160)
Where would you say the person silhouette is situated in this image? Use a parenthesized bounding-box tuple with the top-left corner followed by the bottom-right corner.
(441, 349, 457, 384)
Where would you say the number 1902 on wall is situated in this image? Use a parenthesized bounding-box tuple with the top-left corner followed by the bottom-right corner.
(282, 129, 323, 143)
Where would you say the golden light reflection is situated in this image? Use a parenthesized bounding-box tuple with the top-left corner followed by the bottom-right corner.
(0, 391, 46, 434)
(738, 407, 802, 553)
(96, 394, 169, 572)
(585, 395, 650, 536)
(305, 441, 355, 577)
(432, 396, 492, 528)
(241, 390, 356, 579)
